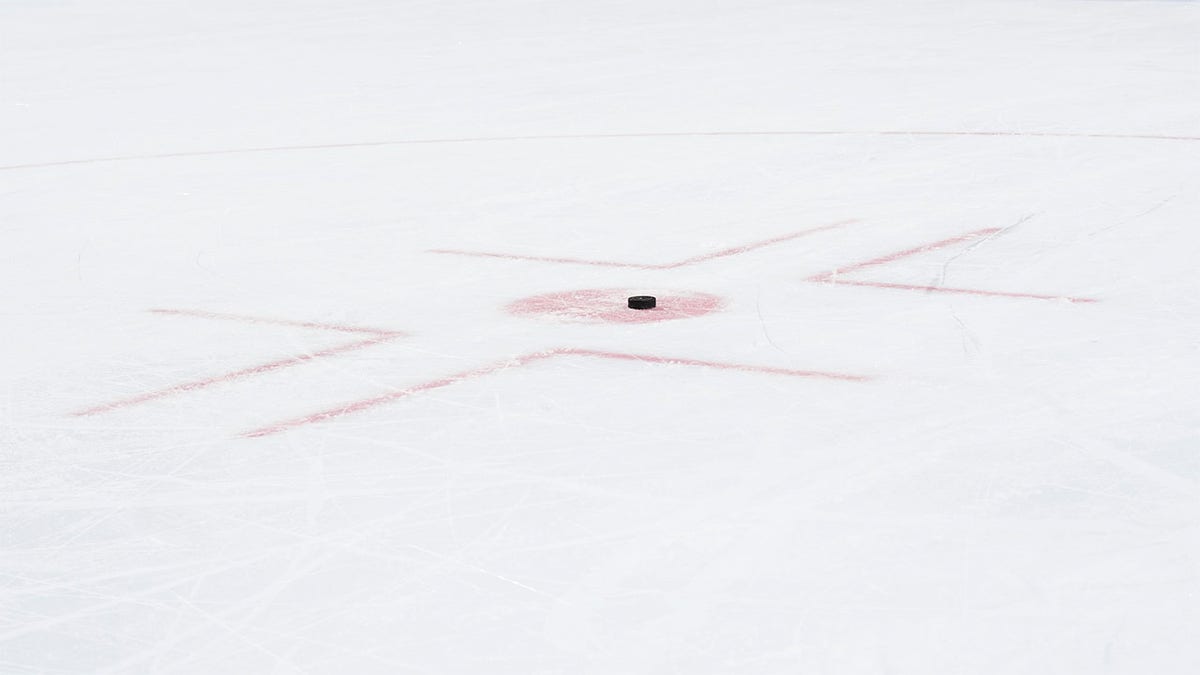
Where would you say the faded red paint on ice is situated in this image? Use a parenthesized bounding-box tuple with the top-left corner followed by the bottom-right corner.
(73, 309, 408, 416)
(72, 335, 400, 416)
(807, 229, 1001, 282)
(508, 289, 723, 324)
(431, 221, 851, 270)
(149, 308, 404, 336)
(561, 348, 868, 382)
(821, 280, 1098, 302)
(808, 229, 1098, 303)
(242, 348, 870, 438)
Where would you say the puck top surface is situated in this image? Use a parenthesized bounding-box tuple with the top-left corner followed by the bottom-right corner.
(627, 295, 657, 309)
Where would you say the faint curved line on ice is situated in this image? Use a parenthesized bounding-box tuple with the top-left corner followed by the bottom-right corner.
(2, 129, 1198, 171)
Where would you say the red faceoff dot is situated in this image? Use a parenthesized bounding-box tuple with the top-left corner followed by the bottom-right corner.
(507, 289, 724, 324)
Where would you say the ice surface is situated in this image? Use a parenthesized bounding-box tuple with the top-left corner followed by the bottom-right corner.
(2, 0, 1199, 672)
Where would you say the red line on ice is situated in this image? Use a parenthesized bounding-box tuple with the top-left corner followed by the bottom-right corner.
(807, 228, 1098, 302)
(562, 348, 868, 381)
(149, 308, 405, 336)
(806, 228, 1000, 281)
(430, 220, 852, 269)
(72, 334, 401, 416)
(665, 223, 849, 268)
(824, 280, 1098, 302)
(242, 348, 870, 438)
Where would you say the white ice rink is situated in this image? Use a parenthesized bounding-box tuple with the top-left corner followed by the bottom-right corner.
(3, 0, 1200, 672)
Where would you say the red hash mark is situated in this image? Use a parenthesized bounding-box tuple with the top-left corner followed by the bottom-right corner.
(807, 228, 1098, 303)
(430, 220, 854, 269)
(72, 309, 407, 417)
(242, 347, 870, 438)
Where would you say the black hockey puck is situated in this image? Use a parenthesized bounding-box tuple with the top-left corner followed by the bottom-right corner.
(627, 295, 656, 310)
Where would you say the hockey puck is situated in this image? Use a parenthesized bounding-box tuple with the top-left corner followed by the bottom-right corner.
(627, 295, 656, 310)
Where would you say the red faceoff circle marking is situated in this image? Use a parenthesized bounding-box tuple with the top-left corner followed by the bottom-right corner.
(507, 289, 724, 324)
